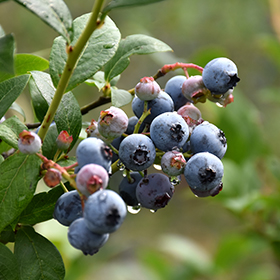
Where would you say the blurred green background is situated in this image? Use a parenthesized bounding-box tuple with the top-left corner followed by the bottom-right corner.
(1, 0, 280, 279)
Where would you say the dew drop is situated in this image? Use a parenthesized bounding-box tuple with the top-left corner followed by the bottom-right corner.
(127, 205, 141, 214)
(99, 191, 107, 201)
(150, 209, 157, 213)
(117, 161, 125, 171)
(103, 43, 115, 49)
(169, 175, 181, 186)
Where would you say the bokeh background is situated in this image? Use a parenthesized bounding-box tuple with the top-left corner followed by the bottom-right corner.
(1, 0, 280, 279)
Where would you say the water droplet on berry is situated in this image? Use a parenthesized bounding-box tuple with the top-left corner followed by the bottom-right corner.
(98, 191, 107, 201)
(127, 205, 141, 214)
(150, 209, 157, 213)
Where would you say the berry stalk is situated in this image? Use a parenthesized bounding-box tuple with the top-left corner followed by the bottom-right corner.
(37, 0, 106, 141)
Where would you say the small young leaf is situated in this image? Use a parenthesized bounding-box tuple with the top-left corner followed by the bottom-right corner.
(0, 74, 30, 119)
(50, 14, 121, 91)
(18, 187, 64, 225)
(0, 33, 15, 82)
(15, 54, 49, 76)
(54, 91, 82, 150)
(13, 0, 73, 43)
(103, 0, 165, 13)
(104, 34, 172, 82)
(111, 87, 133, 107)
(14, 226, 65, 280)
(0, 243, 20, 280)
(85, 71, 107, 90)
(29, 71, 55, 122)
(0, 115, 27, 149)
(0, 153, 41, 233)
(9, 102, 26, 122)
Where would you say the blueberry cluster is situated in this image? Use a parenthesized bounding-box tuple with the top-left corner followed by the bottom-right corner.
(48, 57, 240, 255)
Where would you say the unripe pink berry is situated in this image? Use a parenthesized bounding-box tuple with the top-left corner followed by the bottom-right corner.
(43, 168, 62, 188)
(98, 106, 128, 140)
(56, 130, 73, 150)
(161, 150, 186, 176)
(18, 130, 42, 154)
(76, 163, 109, 197)
(135, 77, 161, 101)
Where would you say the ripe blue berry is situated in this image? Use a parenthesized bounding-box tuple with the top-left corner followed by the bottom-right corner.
(150, 112, 189, 151)
(98, 106, 128, 140)
(118, 172, 142, 206)
(68, 217, 109, 255)
(53, 190, 83, 226)
(136, 173, 174, 210)
(190, 121, 227, 159)
(164, 75, 190, 110)
(184, 152, 224, 197)
(132, 90, 174, 124)
(202, 57, 240, 95)
(161, 150, 186, 176)
(76, 163, 109, 197)
(76, 137, 112, 173)
(18, 130, 42, 154)
(135, 76, 161, 101)
(84, 189, 127, 234)
(118, 134, 156, 171)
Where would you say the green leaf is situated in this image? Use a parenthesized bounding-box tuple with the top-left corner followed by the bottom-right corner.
(103, 0, 165, 13)
(13, 0, 73, 43)
(29, 71, 55, 122)
(14, 226, 65, 280)
(18, 187, 64, 225)
(0, 115, 27, 149)
(41, 122, 59, 159)
(0, 74, 30, 119)
(85, 71, 107, 90)
(50, 14, 121, 91)
(0, 25, 5, 38)
(0, 153, 41, 233)
(9, 102, 26, 122)
(15, 54, 49, 76)
(104, 34, 172, 82)
(111, 87, 133, 107)
(0, 33, 15, 82)
(0, 154, 4, 164)
(54, 91, 82, 150)
(0, 243, 20, 280)
(0, 225, 15, 244)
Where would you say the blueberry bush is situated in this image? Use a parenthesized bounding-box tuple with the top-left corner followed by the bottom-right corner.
(1, 0, 280, 279)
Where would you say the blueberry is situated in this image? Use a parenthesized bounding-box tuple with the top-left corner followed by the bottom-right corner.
(132, 90, 174, 124)
(161, 150, 186, 176)
(84, 189, 127, 234)
(18, 130, 42, 154)
(135, 77, 161, 101)
(150, 112, 189, 151)
(190, 121, 227, 159)
(53, 190, 83, 226)
(118, 172, 142, 206)
(68, 217, 109, 255)
(118, 134, 156, 171)
(184, 152, 224, 197)
(177, 103, 203, 132)
(181, 75, 209, 102)
(164, 75, 191, 110)
(136, 173, 174, 210)
(85, 119, 109, 143)
(76, 163, 109, 197)
(202, 57, 240, 95)
(98, 106, 128, 140)
(76, 137, 112, 173)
